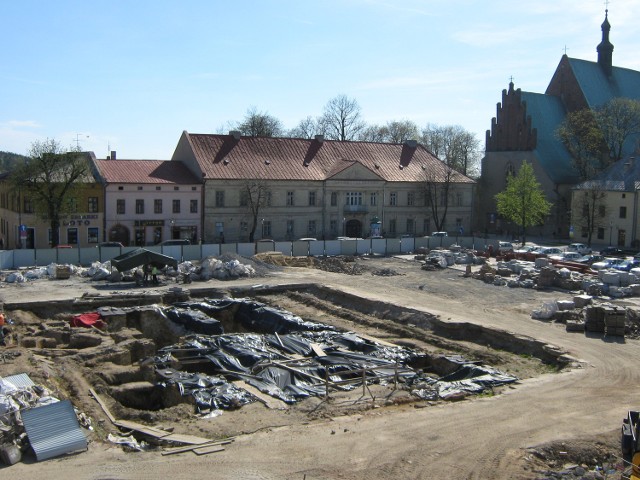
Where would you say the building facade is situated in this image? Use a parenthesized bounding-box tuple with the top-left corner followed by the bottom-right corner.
(571, 154, 640, 248)
(478, 11, 640, 239)
(92, 155, 203, 246)
(171, 132, 475, 243)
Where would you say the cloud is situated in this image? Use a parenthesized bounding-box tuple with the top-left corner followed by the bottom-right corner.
(3, 120, 41, 128)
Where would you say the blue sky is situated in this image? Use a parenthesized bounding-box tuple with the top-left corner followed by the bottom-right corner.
(2, 0, 639, 159)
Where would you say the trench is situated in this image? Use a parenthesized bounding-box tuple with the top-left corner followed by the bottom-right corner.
(5, 283, 569, 414)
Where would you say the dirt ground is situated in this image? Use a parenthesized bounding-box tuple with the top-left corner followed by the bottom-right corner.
(1, 254, 638, 479)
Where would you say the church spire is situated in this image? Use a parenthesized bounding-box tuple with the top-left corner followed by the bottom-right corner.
(597, 9, 614, 76)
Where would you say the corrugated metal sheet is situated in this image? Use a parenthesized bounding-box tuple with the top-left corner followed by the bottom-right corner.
(2, 373, 35, 389)
(21, 400, 87, 461)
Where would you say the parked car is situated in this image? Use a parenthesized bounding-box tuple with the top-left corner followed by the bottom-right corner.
(612, 259, 640, 272)
(591, 257, 626, 270)
(514, 244, 538, 254)
(98, 241, 124, 248)
(55, 244, 73, 249)
(497, 241, 514, 254)
(431, 232, 448, 237)
(533, 247, 563, 256)
(160, 239, 191, 246)
(550, 251, 584, 262)
(297, 237, 317, 241)
(575, 254, 604, 265)
(567, 243, 592, 255)
(599, 246, 626, 257)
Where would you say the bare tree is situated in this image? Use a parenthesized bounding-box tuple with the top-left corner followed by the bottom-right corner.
(11, 138, 90, 247)
(359, 124, 389, 142)
(288, 116, 319, 139)
(358, 120, 419, 143)
(237, 107, 284, 137)
(241, 178, 271, 242)
(319, 94, 366, 141)
(572, 184, 607, 247)
(420, 124, 481, 177)
(421, 166, 456, 233)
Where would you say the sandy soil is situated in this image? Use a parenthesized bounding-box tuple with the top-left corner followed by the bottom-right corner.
(1, 255, 636, 479)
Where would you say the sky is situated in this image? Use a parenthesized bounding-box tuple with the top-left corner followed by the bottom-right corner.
(3, 0, 640, 160)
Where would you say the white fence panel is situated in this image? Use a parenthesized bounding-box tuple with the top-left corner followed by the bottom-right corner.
(324, 240, 342, 256)
(371, 238, 386, 255)
(356, 239, 370, 255)
(292, 241, 310, 257)
(309, 240, 325, 257)
(12, 249, 33, 269)
(340, 239, 357, 256)
(274, 242, 292, 256)
(400, 238, 415, 253)
(236, 243, 254, 257)
(202, 243, 222, 258)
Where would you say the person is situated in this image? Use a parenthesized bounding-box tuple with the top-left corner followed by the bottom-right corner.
(143, 264, 150, 285)
(0, 312, 8, 346)
(151, 264, 159, 285)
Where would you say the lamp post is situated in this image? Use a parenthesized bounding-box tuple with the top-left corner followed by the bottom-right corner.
(609, 221, 613, 246)
(343, 217, 346, 237)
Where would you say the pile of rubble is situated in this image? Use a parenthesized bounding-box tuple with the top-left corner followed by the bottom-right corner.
(472, 257, 640, 298)
(529, 293, 640, 338)
(419, 248, 485, 270)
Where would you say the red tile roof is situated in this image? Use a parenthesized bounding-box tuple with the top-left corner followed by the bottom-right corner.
(94, 159, 201, 185)
(179, 133, 474, 184)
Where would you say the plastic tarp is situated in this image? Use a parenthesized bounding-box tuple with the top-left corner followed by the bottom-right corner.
(150, 298, 517, 409)
(70, 312, 105, 329)
(110, 248, 178, 272)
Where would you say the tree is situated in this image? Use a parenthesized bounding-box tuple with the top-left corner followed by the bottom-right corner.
(288, 116, 319, 139)
(421, 165, 457, 233)
(494, 161, 552, 245)
(596, 97, 640, 162)
(241, 178, 271, 242)
(557, 109, 608, 177)
(359, 120, 419, 143)
(236, 107, 284, 137)
(11, 138, 90, 247)
(318, 94, 366, 141)
(572, 184, 607, 247)
(420, 124, 481, 177)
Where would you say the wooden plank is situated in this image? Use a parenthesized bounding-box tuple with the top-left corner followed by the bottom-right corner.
(114, 419, 172, 438)
(160, 432, 213, 445)
(89, 388, 116, 424)
(357, 333, 398, 347)
(162, 439, 233, 456)
(310, 343, 326, 357)
(233, 380, 288, 410)
(194, 445, 225, 456)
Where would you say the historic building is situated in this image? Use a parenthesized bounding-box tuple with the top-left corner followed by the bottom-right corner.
(0, 153, 104, 249)
(478, 10, 640, 239)
(92, 153, 203, 246)
(572, 154, 640, 249)
(171, 131, 475, 243)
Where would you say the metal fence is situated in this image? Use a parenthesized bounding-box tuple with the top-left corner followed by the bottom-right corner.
(0, 236, 489, 270)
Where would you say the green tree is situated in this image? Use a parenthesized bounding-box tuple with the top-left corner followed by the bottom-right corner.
(495, 161, 552, 245)
(10, 138, 90, 247)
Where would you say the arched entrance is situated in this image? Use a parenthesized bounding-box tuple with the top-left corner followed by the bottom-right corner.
(345, 219, 362, 238)
(109, 224, 130, 246)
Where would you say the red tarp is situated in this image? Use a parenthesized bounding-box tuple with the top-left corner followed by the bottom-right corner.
(70, 312, 105, 329)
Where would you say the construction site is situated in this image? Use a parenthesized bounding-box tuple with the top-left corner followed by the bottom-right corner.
(1, 249, 640, 479)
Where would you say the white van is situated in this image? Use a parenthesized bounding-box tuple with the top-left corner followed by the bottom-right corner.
(567, 243, 591, 255)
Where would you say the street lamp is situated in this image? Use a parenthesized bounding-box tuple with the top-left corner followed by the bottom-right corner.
(342, 217, 346, 236)
(609, 221, 613, 246)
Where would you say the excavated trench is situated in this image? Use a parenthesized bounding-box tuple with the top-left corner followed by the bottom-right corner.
(5, 283, 570, 415)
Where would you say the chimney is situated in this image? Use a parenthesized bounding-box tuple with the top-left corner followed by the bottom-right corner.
(404, 139, 417, 148)
(314, 134, 324, 143)
(229, 130, 241, 140)
(110, 150, 116, 160)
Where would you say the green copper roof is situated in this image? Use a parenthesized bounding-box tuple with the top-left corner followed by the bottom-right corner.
(521, 91, 580, 184)
(568, 58, 640, 108)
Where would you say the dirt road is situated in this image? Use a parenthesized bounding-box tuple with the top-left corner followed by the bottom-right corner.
(2, 256, 636, 479)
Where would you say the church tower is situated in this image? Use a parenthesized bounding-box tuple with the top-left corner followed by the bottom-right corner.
(597, 10, 614, 76)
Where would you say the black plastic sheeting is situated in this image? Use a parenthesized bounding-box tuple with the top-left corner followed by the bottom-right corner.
(172, 298, 333, 334)
(151, 298, 519, 411)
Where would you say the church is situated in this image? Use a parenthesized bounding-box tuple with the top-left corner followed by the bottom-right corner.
(477, 10, 640, 240)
